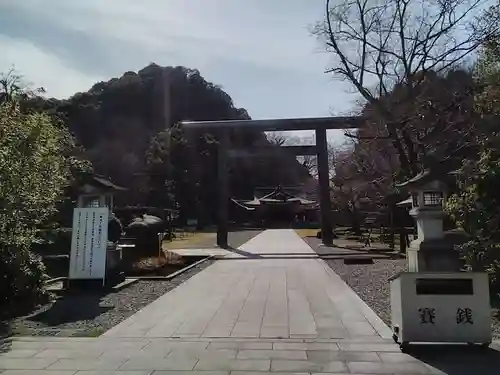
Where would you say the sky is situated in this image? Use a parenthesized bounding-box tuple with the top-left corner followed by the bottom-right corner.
(0, 0, 360, 142)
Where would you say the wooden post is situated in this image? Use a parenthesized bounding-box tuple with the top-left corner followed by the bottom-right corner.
(217, 130, 229, 248)
(316, 128, 333, 246)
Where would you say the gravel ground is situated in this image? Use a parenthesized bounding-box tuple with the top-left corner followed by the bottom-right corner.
(323, 258, 407, 325)
(303, 236, 407, 326)
(8, 259, 216, 337)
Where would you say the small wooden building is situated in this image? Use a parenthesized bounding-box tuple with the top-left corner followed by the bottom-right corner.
(76, 174, 127, 211)
(233, 185, 318, 225)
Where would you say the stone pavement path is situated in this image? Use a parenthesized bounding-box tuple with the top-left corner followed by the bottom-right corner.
(104, 229, 390, 340)
(2, 229, 500, 374)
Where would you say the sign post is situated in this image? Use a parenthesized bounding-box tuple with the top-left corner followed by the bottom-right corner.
(69, 207, 109, 287)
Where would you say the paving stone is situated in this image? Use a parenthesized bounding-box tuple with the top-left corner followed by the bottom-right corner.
(347, 360, 432, 374)
(307, 350, 380, 363)
(90, 340, 150, 350)
(10, 338, 91, 343)
(229, 359, 271, 371)
(152, 341, 209, 351)
(0, 358, 58, 370)
(46, 358, 126, 371)
(166, 348, 237, 360)
(271, 359, 349, 373)
(34, 349, 104, 359)
(104, 230, 392, 341)
(194, 358, 270, 371)
(237, 349, 307, 360)
(259, 327, 289, 338)
(273, 342, 340, 351)
(73, 372, 151, 375)
(119, 357, 197, 371)
(208, 341, 273, 350)
(270, 360, 321, 372)
(321, 361, 350, 373)
(0, 350, 41, 358)
(338, 343, 400, 352)
(3, 342, 59, 350)
(378, 351, 420, 362)
(153, 372, 229, 375)
(98, 348, 170, 360)
(314, 329, 350, 339)
(0, 371, 77, 375)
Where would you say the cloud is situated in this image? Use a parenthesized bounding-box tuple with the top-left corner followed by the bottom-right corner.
(1, 0, 330, 75)
(0, 35, 103, 98)
(0, 0, 359, 134)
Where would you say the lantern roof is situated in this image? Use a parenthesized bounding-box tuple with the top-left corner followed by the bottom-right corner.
(396, 165, 454, 190)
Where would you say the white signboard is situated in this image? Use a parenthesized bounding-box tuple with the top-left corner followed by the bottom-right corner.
(69, 208, 109, 281)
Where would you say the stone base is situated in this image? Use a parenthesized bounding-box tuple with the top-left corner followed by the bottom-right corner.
(407, 247, 461, 272)
(406, 229, 468, 272)
(65, 278, 106, 291)
(407, 241, 460, 273)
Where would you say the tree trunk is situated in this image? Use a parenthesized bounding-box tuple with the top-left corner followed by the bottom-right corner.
(351, 204, 362, 235)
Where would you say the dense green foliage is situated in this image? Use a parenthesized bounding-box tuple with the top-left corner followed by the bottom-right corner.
(446, 148, 500, 282)
(445, 38, 500, 283)
(0, 102, 71, 313)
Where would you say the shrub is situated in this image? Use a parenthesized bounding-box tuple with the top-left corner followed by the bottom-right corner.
(0, 244, 50, 316)
(0, 101, 71, 314)
(446, 147, 500, 284)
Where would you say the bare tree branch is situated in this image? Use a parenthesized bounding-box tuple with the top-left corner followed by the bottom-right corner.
(314, 0, 497, 175)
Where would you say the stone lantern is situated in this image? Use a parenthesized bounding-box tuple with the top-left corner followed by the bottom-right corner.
(396, 169, 459, 272)
(390, 169, 492, 348)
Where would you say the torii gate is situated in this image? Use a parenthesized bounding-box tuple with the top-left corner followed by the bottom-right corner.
(181, 116, 363, 247)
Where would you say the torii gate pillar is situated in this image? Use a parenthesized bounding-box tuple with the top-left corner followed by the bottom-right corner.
(216, 130, 230, 248)
(316, 127, 333, 246)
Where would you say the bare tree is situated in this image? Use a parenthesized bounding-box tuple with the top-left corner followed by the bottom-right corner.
(0, 68, 45, 104)
(314, 0, 499, 175)
(266, 132, 321, 176)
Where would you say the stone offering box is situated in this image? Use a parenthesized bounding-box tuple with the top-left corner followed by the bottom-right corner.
(390, 272, 491, 349)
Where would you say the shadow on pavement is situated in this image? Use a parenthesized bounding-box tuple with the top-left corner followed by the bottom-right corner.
(28, 293, 112, 326)
(0, 320, 12, 349)
(304, 237, 405, 260)
(215, 252, 393, 260)
(405, 344, 500, 375)
(218, 245, 263, 259)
